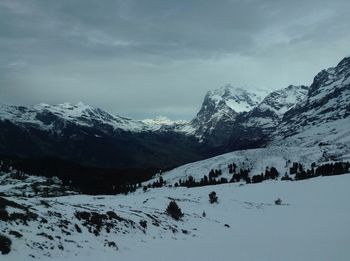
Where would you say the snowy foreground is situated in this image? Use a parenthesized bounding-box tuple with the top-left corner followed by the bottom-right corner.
(1, 172, 350, 261)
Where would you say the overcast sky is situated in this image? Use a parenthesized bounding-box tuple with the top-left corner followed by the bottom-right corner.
(1, 0, 349, 119)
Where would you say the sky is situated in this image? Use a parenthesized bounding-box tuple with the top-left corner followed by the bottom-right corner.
(1, 0, 349, 120)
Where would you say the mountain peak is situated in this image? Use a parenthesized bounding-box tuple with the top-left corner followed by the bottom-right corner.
(308, 56, 350, 102)
(205, 84, 266, 113)
(32, 102, 100, 122)
(34, 101, 93, 112)
(337, 56, 350, 67)
(208, 84, 245, 97)
(277, 56, 350, 140)
(258, 85, 308, 115)
(190, 84, 267, 142)
(230, 84, 309, 144)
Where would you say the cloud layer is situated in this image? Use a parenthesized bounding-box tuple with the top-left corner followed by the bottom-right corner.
(1, 0, 349, 119)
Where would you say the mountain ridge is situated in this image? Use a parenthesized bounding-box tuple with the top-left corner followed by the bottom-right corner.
(1, 56, 349, 169)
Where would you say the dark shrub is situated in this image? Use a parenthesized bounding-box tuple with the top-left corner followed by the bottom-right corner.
(166, 200, 184, 220)
(75, 211, 91, 221)
(9, 212, 38, 225)
(0, 209, 9, 221)
(0, 234, 11, 255)
(139, 220, 147, 229)
(252, 174, 263, 183)
(9, 231, 22, 238)
(209, 191, 218, 204)
(275, 198, 282, 205)
(106, 211, 118, 220)
(220, 178, 228, 183)
(75, 224, 82, 233)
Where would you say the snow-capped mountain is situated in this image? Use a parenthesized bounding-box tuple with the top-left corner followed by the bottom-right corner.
(190, 85, 267, 145)
(0, 102, 173, 133)
(141, 116, 189, 131)
(202, 84, 265, 113)
(0, 103, 205, 169)
(232, 85, 308, 134)
(223, 85, 308, 151)
(0, 85, 270, 168)
(0, 85, 272, 145)
(275, 57, 350, 146)
(255, 85, 308, 116)
(240, 85, 308, 130)
(1, 57, 350, 169)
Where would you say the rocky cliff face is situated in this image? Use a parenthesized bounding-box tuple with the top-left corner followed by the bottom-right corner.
(277, 57, 350, 138)
(190, 85, 266, 147)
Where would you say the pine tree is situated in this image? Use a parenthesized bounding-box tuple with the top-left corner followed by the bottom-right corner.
(166, 201, 184, 220)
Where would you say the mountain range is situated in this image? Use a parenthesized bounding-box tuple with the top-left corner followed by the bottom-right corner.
(1, 56, 350, 261)
(0, 56, 349, 171)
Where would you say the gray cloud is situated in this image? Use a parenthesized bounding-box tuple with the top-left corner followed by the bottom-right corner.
(1, 0, 350, 119)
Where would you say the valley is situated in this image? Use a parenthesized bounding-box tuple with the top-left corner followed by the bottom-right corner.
(1, 56, 350, 260)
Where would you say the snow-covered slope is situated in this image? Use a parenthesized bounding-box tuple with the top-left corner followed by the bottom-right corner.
(154, 142, 349, 186)
(1, 167, 350, 261)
